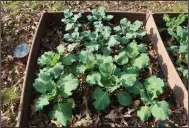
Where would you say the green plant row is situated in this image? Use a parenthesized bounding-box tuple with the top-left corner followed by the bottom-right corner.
(33, 7, 171, 126)
(163, 14, 188, 80)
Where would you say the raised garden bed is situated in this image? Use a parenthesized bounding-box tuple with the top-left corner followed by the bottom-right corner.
(148, 12, 188, 115)
(16, 9, 188, 127)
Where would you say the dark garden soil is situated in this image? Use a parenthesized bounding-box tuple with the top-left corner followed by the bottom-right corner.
(28, 22, 188, 127)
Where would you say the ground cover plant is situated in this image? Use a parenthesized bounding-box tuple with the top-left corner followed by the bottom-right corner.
(162, 14, 188, 88)
(31, 7, 174, 127)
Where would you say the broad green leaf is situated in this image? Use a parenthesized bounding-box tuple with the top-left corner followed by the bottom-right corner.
(62, 53, 76, 65)
(114, 67, 122, 77)
(163, 14, 187, 29)
(50, 53, 60, 67)
(182, 69, 188, 79)
(130, 20, 143, 31)
(92, 87, 110, 110)
(57, 44, 65, 54)
(133, 53, 149, 69)
(99, 63, 116, 78)
(38, 51, 55, 67)
(136, 29, 146, 38)
(166, 45, 179, 52)
(121, 37, 129, 44)
(144, 76, 165, 99)
(176, 66, 188, 79)
(78, 50, 92, 62)
(104, 15, 113, 21)
(163, 14, 170, 23)
(48, 88, 58, 100)
(103, 26, 112, 38)
(67, 98, 75, 108)
(38, 69, 51, 79)
(151, 101, 171, 120)
(127, 81, 143, 95)
(116, 36, 129, 44)
(53, 102, 72, 126)
(63, 9, 73, 18)
(94, 21, 104, 32)
(176, 26, 183, 37)
(126, 30, 146, 39)
(76, 64, 86, 74)
(168, 29, 178, 40)
(86, 72, 103, 86)
(64, 33, 74, 42)
(72, 13, 82, 22)
(88, 7, 112, 22)
(62, 66, 72, 75)
(65, 23, 74, 31)
(102, 47, 111, 55)
(120, 18, 130, 28)
(96, 54, 113, 65)
(33, 72, 55, 93)
(126, 42, 139, 58)
(107, 36, 120, 47)
(126, 32, 137, 39)
(185, 54, 188, 63)
(111, 75, 120, 84)
(70, 64, 77, 75)
(35, 94, 49, 111)
(87, 15, 93, 21)
(81, 31, 94, 39)
(57, 73, 78, 98)
(114, 26, 122, 33)
(85, 56, 96, 69)
(114, 51, 128, 65)
(101, 75, 120, 91)
(85, 42, 99, 52)
(98, 7, 105, 15)
(49, 63, 64, 79)
(138, 44, 147, 53)
(117, 90, 131, 106)
(179, 45, 188, 53)
(105, 84, 120, 93)
(124, 66, 140, 76)
(140, 89, 153, 103)
(120, 73, 137, 87)
(137, 106, 151, 121)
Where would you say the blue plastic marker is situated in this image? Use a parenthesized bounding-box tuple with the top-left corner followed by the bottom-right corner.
(13, 43, 30, 59)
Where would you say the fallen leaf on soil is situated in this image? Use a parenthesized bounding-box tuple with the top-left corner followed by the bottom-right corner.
(73, 116, 92, 127)
(82, 95, 92, 116)
(72, 96, 93, 127)
(105, 110, 118, 122)
(105, 106, 135, 127)
(51, 120, 62, 127)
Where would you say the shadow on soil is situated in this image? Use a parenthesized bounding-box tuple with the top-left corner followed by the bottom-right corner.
(149, 27, 186, 113)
